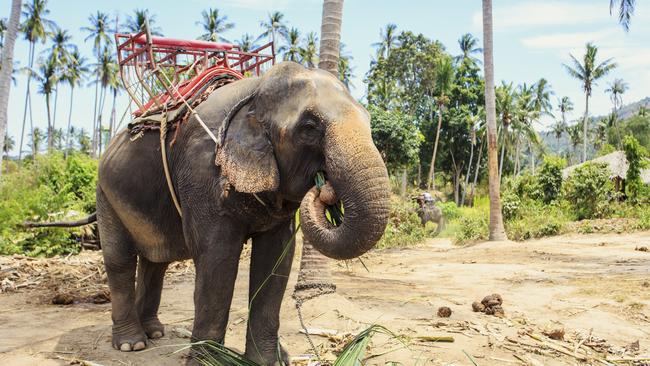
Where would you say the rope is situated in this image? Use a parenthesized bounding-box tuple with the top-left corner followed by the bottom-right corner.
(160, 105, 183, 217)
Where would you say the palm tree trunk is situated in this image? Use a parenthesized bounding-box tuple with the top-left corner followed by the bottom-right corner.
(19, 42, 35, 160)
(482, 0, 507, 241)
(65, 86, 74, 158)
(46, 93, 53, 151)
(0, 0, 21, 177)
(582, 93, 589, 162)
(52, 83, 58, 133)
(471, 138, 485, 206)
(428, 105, 443, 190)
(91, 65, 99, 157)
(461, 138, 475, 206)
(529, 140, 535, 174)
(317, 0, 344, 75)
(499, 128, 506, 180)
(109, 89, 117, 142)
(295, 0, 345, 301)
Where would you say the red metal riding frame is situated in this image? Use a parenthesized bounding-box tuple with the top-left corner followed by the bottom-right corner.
(115, 30, 275, 117)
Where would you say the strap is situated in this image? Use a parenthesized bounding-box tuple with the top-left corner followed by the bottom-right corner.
(160, 106, 183, 217)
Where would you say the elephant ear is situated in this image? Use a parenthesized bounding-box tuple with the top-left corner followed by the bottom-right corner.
(215, 93, 279, 193)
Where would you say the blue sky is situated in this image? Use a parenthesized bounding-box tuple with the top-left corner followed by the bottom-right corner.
(2, 0, 649, 154)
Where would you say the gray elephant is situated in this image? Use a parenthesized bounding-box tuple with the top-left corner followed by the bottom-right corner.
(413, 193, 444, 235)
(92, 62, 390, 364)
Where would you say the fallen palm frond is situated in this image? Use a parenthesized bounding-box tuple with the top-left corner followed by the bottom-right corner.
(333, 325, 397, 366)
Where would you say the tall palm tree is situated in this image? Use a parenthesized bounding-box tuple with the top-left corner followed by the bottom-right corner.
(295, 0, 344, 304)
(300, 32, 318, 68)
(48, 26, 73, 135)
(372, 23, 398, 59)
(563, 42, 617, 162)
(34, 56, 57, 150)
(29, 126, 43, 157)
(610, 0, 635, 32)
(18, 0, 54, 160)
(0, 0, 20, 174)
(257, 11, 288, 52)
(551, 120, 566, 146)
(126, 9, 162, 35)
(495, 81, 515, 178)
(282, 27, 301, 62)
(428, 56, 454, 190)
(558, 96, 573, 126)
(567, 123, 582, 163)
(237, 33, 258, 52)
(76, 127, 91, 155)
(62, 49, 88, 157)
(196, 8, 233, 43)
(455, 33, 482, 65)
(605, 78, 628, 115)
(482, 0, 507, 241)
(93, 47, 118, 155)
(82, 11, 112, 156)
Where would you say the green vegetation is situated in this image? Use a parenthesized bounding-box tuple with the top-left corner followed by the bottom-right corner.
(0, 153, 97, 256)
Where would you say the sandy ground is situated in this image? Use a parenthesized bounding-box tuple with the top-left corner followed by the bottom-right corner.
(1, 231, 649, 365)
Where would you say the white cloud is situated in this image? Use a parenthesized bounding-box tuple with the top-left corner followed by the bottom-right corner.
(472, 1, 608, 30)
(521, 29, 614, 49)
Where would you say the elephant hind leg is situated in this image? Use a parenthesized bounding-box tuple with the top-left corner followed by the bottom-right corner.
(135, 257, 169, 339)
(97, 190, 147, 352)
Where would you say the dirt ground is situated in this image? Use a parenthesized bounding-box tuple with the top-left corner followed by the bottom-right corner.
(1, 231, 649, 365)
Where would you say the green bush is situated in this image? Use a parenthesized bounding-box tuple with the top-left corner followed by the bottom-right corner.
(0, 153, 97, 257)
(454, 215, 488, 244)
(505, 201, 569, 240)
(622, 135, 649, 203)
(501, 190, 521, 221)
(563, 162, 614, 220)
(436, 201, 460, 221)
(537, 156, 566, 203)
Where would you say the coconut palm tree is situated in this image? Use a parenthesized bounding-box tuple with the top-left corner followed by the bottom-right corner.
(338, 43, 353, 89)
(76, 127, 91, 155)
(3, 134, 15, 159)
(496, 81, 515, 178)
(482, 0, 507, 240)
(126, 9, 162, 35)
(257, 11, 288, 51)
(372, 23, 397, 59)
(282, 27, 301, 62)
(295, 0, 344, 304)
(567, 123, 582, 163)
(29, 126, 44, 157)
(0, 0, 21, 176)
(93, 47, 118, 155)
(300, 32, 318, 68)
(455, 33, 482, 65)
(605, 78, 628, 115)
(82, 11, 112, 156)
(428, 56, 454, 190)
(48, 26, 73, 135)
(610, 0, 635, 32)
(563, 42, 617, 162)
(237, 33, 258, 52)
(558, 96, 573, 125)
(33, 56, 57, 150)
(18, 0, 54, 160)
(62, 49, 87, 156)
(196, 8, 233, 43)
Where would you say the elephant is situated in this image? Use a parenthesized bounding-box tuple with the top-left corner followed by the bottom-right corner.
(93, 62, 390, 364)
(413, 193, 444, 235)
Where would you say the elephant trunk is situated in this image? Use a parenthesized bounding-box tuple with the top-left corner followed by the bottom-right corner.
(299, 119, 390, 260)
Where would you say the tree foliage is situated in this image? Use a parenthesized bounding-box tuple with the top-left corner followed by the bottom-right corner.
(369, 105, 422, 172)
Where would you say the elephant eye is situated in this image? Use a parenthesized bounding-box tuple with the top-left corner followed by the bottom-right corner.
(298, 117, 323, 145)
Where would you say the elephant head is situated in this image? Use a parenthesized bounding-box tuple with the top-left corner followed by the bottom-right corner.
(216, 62, 390, 260)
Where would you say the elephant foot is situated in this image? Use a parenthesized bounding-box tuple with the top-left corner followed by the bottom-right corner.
(141, 316, 165, 339)
(245, 342, 290, 366)
(112, 320, 147, 352)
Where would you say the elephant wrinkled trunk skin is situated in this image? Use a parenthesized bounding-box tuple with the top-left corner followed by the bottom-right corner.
(300, 117, 390, 260)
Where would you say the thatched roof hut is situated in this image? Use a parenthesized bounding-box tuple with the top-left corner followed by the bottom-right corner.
(562, 151, 650, 184)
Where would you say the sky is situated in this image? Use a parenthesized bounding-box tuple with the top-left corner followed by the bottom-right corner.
(2, 0, 649, 155)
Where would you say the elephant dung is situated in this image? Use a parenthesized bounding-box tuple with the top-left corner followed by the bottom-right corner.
(437, 306, 452, 318)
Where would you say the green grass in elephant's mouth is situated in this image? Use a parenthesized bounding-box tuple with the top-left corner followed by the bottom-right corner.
(316, 171, 345, 227)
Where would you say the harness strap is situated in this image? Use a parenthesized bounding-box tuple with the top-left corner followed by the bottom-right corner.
(160, 106, 183, 217)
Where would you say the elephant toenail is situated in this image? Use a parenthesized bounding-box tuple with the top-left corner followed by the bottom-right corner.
(151, 331, 163, 339)
(133, 341, 146, 351)
(120, 343, 132, 351)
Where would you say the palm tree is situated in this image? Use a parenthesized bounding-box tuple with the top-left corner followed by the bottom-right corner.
(428, 56, 454, 190)
(93, 47, 118, 155)
(455, 33, 482, 65)
(372, 23, 398, 59)
(563, 42, 617, 162)
(481, 0, 507, 241)
(3, 134, 15, 159)
(126, 9, 162, 35)
(48, 26, 73, 135)
(0, 0, 21, 176)
(62, 49, 88, 157)
(29, 126, 44, 157)
(295, 0, 344, 305)
(605, 78, 628, 116)
(610, 0, 635, 32)
(300, 32, 318, 68)
(558, 96, 573, 125)
(282, 27, 301, 62)
(237, 33, 258, 52)
(34, 56, 57, 150)
(76, 127, 91, 155)
(196, 8, 233, 43)
(338, 43, 353, 89)
(550, 120, 566, 146)
(18, 0, 54, 160)
(567, 123, 582, 163)
(82, 11, 112, 157)
(0, 18, 7, 50)
(257, 11, 288, 52)
(495, 81, 515, 178)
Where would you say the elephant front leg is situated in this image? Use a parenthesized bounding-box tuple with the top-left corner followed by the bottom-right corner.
(188, 224, 245, 364)
(245, 220, 295, 365)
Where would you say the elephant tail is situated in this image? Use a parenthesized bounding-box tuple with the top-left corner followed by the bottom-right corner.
(23, 212, 97, 228)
